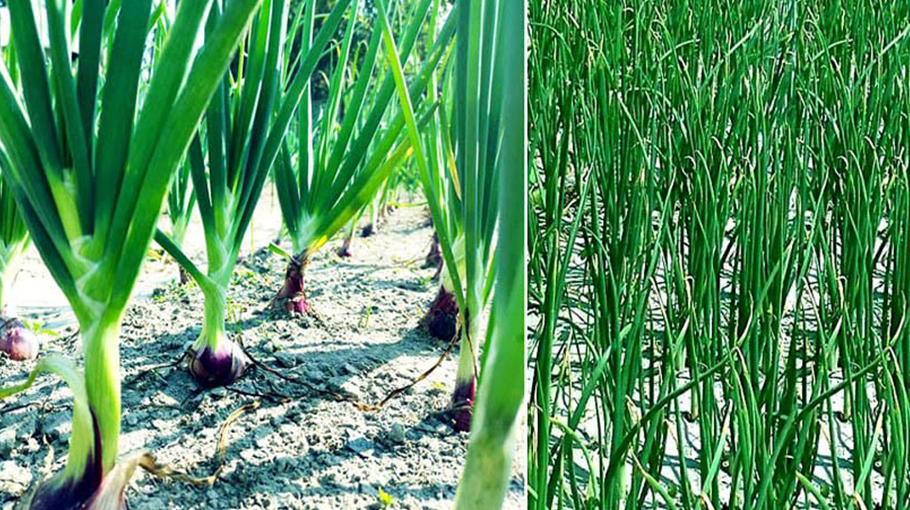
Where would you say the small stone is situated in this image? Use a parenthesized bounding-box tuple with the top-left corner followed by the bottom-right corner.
(342, 363, 357, 375)
(156, 392, 180, 408)
(387, 424, 406, 444)
(344, 386, 363, 400)
(210, 387, 227, 399)
(346, 437, 374, 457)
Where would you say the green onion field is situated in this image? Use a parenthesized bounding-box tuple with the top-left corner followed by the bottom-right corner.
(529, 1, 910, 509)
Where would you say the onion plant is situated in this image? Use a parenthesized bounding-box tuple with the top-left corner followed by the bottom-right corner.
(417, 2, 463, 345)
(165, 159, 196, 285)
(361, 195, 379, 237)
(271, 0, 455, 315)
(383, 0, 503, 434)
(529, 1, 910, 509)
(362, 176, 396, 237)
(0, 0, 259, 505)
(336, 213, 360, 258)
(0, 165, 37, 360)
(453, 0, 525, 505)
(154, 0, 359, 388)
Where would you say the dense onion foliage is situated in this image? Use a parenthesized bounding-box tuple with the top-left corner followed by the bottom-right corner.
(529, 1, 910, 509)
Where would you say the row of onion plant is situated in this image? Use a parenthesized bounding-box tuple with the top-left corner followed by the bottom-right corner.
(329, 0, 527, 503)
(0, 0, 261, 505)
(529, 0, 910, 509)
(271, 0, 454, 316)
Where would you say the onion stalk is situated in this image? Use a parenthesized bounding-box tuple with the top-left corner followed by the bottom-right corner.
(0, 0, 259, 505)
(336, 213, 360, 258)
(454, 0, 525, 504)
